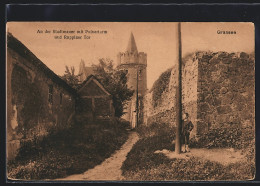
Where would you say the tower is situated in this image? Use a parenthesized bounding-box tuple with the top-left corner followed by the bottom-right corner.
(78, 59, 94, 82)
(117, 32, 147, 128)
(78, 59, 86, 82)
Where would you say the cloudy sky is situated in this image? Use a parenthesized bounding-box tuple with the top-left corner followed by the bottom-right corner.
(7, 22, 254, 89)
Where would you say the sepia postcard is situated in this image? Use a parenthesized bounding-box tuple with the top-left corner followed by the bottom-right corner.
(6, 22, 255, 181)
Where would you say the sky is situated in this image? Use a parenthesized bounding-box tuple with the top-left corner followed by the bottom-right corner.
(7, 22, 254, 89)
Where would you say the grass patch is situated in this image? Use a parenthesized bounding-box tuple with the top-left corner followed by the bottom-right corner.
(123, 156, 255, 181)
(190, 125, 254, 149)
(8, 120, 129, 180)
(122, 123, 255, 181)
(190, 125, 255, 162)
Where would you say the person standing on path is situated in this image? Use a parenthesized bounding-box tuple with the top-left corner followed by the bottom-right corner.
(181, 113, 194, 153)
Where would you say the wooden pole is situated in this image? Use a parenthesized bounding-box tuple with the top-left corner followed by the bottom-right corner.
(136, 67, 139, 128)
(175, 22, 182, 154)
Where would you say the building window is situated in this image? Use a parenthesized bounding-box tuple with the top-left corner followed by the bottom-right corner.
(60, 92, 63, 105)
(48, 85, 53, 104)
(138, 69, 142, 80)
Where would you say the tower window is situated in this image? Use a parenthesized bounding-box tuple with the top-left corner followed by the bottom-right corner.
(60, 92, 63, 105)
(48, 85, 53, 104)
(138, 69, 142, 80)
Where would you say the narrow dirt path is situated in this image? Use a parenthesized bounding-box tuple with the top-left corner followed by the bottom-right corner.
(57, 131, 139, 181)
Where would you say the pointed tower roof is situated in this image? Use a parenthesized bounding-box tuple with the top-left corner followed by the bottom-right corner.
(79, 59, 85, 74)
(80, 59, 85, 66)
(126, 32, 138, 53)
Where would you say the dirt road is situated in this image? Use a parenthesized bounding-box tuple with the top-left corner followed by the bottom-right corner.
(57, 131, 139, 181)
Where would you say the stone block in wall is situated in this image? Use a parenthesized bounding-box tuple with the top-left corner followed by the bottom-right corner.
(246, 101, 255, 112)
(209, 57, 221, 65)
(197, 111, 206, 120)
(222, 57, 232, 64)
(230, 66, 241, 76)
(206, 64, 218, 73)
(238, 87, 247, 93)
(198, 67, 208, 76)
(205, 114, 215, 122)
(198, 94, 205, 102)
(204, 94, 214, 105)
(242, 119, 253, 128)
(233, 92, 245, 103)
(216, 114, 230, 124)
(228, 115, 240, 124)
(208, 83, 221, 92)
(213, 97, 222, 106)
(236, 58, 244, 69)
(220, 87, 228, 94)
(216, 105, 231, 114)
(212, 88, 220, 95)
(229, 78, 239, 88)
(205, 114, 215, 127)
(218, 64, 229, 75)
(229, 83, 240, 93)
(198, 86, 209, 93)
(198, 102, 210, 113)
(244, 75, 255, 85)
(217, 52, 230, 58)
(232, 103, 244, 112)
(232, 95, 247, 111)
(215, 75, 225, 84)
(230, 58, 241, 69)
(220, 92, 234, 105)
(240, 111, 253, 121)
(240, 52, 250, 59)
(196, 120, 208, 135)
(199, 58, 211, 64)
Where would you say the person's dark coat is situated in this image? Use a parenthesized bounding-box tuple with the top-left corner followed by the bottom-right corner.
(182, 120, 194, 135)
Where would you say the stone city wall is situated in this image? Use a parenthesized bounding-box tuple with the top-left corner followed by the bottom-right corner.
(196, 51, 255, 135)
(144, 53, 198, 137)
(144, 51, 254, 137)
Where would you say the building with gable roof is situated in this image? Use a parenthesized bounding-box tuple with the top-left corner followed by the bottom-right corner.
(7, 33, 77, 160)
(7, 33, 115, 160)
(76, 75, 115, 124)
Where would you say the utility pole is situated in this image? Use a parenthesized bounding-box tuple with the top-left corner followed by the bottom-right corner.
(136, 67, 139, 128)
(175, 22, 182, 154)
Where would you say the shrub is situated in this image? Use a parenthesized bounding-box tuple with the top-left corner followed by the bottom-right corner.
(189, 125, 254, 150)
(122, 122, 175, 173)
(8, 120, 129, 180)
(137, 122, 175, 139)
(150, 68, 172, 108)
